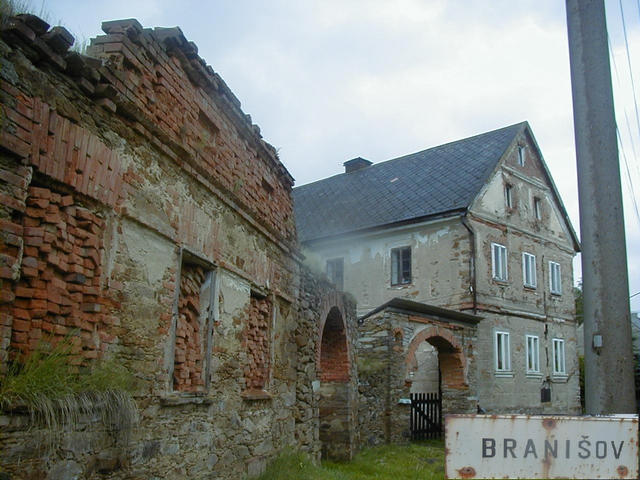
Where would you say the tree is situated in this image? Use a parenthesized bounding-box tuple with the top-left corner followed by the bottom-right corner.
(574, 281, 583, 325)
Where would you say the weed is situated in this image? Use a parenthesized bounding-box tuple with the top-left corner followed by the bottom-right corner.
(0, 337, 138, 451)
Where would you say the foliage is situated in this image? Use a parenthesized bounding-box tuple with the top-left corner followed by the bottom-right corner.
(257, 441, 445, 480)
(574, 281, 583, 325)
(0, 337, 138, 450)
(0, 0, 48, 25)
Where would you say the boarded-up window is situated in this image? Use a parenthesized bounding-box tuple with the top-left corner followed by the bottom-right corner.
(244, 293, 271, 391)
(173, 254, 216, 392)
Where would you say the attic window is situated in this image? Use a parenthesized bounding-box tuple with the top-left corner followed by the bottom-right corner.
(505, 184, 514, 209)
(533, 197, 542, 220)
(517, 145, 526, 166)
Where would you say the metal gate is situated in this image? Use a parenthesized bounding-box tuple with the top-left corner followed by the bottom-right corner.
(410, 392, 442, 440)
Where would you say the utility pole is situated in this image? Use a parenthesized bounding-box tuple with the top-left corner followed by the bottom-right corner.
(566, 0, 636, 414)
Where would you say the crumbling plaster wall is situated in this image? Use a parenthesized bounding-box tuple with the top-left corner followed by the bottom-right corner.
(309, 217, 473, 317)
(0, 14, 347, 480)
(469, 133, 580, 413)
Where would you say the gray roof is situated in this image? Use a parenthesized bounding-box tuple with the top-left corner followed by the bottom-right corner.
(293, 122, 525, 243)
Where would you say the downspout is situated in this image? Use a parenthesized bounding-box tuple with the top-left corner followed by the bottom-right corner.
(461, 212, 477, 315)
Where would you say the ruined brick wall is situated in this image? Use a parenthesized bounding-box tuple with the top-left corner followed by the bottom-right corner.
(0, 13, 320, 480)
(294, 268, 358, 461)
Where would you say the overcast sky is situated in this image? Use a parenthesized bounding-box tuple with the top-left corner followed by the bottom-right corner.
(37, 0, 640, 310)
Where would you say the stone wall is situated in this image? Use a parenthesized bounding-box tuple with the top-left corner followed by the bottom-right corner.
(357, 305, 478, 446)
(0, 14, 351, 480)
(297, 269, 359, 460)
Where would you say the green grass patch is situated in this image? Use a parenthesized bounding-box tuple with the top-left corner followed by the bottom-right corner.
(257, 441, 445, 480)
(0, 337, 138, 450)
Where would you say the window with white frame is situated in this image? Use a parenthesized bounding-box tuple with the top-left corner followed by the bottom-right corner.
(505, 184, 514, 209)
(326, 258, 344, 291)
(391, 246, 411, 286)
(526, 335, 540, 374)
(495, 331, 511, 373)
(552, 338, 566, 375)
(549, 261, 562, 295)
(492, 243, 508, 282)
(518, 145, 526, 166)
(522, 252, 537, 288)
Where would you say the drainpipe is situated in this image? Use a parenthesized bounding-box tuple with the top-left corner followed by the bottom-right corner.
(461, 213, 477, 315)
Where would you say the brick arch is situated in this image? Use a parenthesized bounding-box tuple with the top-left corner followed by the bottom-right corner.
(406, 326, 467, 390)
(316, 297, 350, 382)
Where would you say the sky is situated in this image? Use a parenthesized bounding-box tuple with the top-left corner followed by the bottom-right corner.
(30, 0, 640, 311)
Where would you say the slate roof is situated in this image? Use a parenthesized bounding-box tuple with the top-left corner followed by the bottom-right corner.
(293, 122, 526, 243)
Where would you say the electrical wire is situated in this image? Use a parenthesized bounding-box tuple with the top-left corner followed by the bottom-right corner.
(609, 35, 640, 178)
(616, 126, 640, 225)
(618, 0, 640, 142)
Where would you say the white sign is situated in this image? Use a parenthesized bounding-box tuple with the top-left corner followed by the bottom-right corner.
(445, 414, 639, 479)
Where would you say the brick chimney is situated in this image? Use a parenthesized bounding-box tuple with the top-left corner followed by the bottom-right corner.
(343, 157, 372, 173)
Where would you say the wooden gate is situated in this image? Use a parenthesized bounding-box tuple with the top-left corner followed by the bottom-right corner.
(410, 392, 442, 440)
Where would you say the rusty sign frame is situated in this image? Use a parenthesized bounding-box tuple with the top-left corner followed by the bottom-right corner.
(445, 414, 639, 479)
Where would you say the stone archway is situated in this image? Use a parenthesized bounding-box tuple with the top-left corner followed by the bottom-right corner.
(406, 326, 469, 414)
(316, 304, 354, 460)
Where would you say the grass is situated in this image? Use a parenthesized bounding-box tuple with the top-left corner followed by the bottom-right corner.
(257, 441, 445, 480)
(0, 337, 138, 450)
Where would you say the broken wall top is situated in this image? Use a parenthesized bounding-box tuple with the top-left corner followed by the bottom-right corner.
(0, 14, 296, 245)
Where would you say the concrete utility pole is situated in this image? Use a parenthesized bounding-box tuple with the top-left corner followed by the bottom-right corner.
(566, 0, 636, 414)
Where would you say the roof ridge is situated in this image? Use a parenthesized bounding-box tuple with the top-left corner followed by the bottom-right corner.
(294, 121, 527, 191)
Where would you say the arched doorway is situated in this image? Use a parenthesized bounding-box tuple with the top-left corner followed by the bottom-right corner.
(317, 305, 353, 459)
(405, 328, 468, 437)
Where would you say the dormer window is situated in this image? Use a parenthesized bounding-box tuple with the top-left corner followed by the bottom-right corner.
(517, 145, 526, 166)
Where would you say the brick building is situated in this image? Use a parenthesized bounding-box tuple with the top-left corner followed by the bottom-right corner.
(0, 15, 358, 479)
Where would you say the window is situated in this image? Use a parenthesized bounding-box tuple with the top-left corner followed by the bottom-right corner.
(552, 338, 566, 375)
(495, 331, 511, 372)
(391, 246, 411, 285)
(172, 252, 217, 393)
(533, 197, 542, 220)
(505, 184, 514, 209)
(522, 252, 537, 288)
(526, 335, 540, 374)
(549, 261, 562, 295)
(326, 258, 344, 291)
(245, 293, 272, 391)
(518, 145, 526, 166)
(491, 243, 508, 282)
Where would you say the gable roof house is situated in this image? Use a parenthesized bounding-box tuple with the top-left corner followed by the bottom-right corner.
(293, 122, 582, 414)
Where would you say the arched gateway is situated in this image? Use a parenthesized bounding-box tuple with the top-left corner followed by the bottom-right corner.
(316, 298, 357, 460)
(356, 298, 479, 444)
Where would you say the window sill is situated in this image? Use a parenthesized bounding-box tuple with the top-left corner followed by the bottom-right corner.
(551, 374, 568, 383)
(494, 371, 514, 378)
(524, 285, 537, 291)
(550, 292, 563, 297)
(160, 393, 212, 407)
(241, 389, 273, 401)
(493, 279, 509, 285)
(526, 372, 543, 379)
